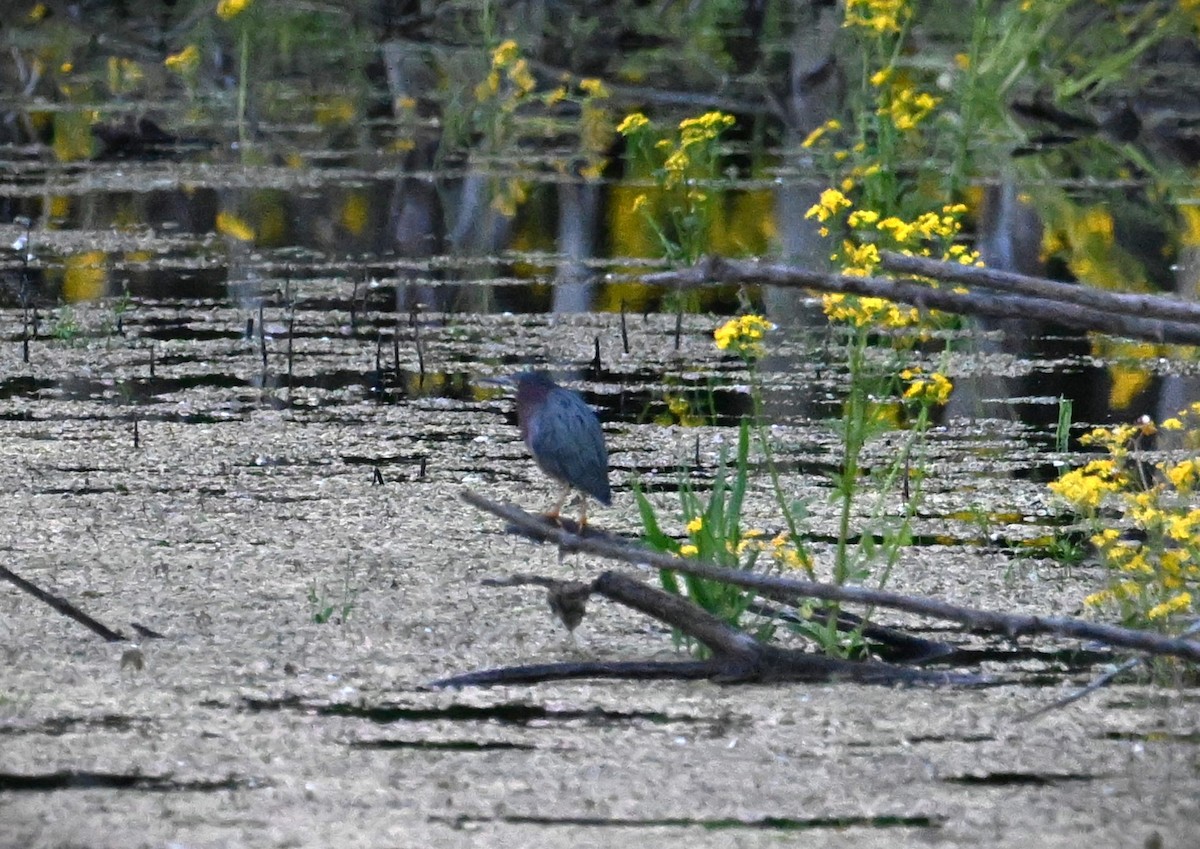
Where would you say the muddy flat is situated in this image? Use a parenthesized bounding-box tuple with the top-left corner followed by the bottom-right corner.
(0, 306, 1196, 849)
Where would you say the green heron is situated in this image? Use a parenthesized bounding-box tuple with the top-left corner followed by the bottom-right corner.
(508, 371, 611, 526)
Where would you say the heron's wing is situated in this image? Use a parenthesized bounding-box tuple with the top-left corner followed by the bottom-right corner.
(529, 389, 611, 504)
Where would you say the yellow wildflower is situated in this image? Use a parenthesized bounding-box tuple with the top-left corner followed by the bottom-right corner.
(800, 119, 841, 148)
(880, 86, 939, 131)
(901, 368, 953, 405)
(492, 39, 520, 68)
(1080, 424, 1138, 456)
(164, 44, 200, 75)
(679, 111, 736, 147)
(841, 240, 881, 275)
(1048, 459, 1125, 511)
(616, 112, 650, 135)
(1147, 592, 1192, 620)
(847, 209, 880, 228)
(1120, 551, 1153, 575)
(508, 59, 536, 96)
(1165, 458, 1198, 492)
(1166, 508, 1200, 543)
(686, 517, 704, 534)
(679, 544, 699, 557)
(215, 211, 255, 242)
(216, 0, 251, 20)
(714, 314, 774, 359)
(774, 545, 810, 570)
(663, 148, 689, 187)
(474, 70, 500, 102)
(844, 0, 910, 32)
(822, 294, 915, 328)
(877, 216, 915, 243)
(805, 188, 852, 223)
(579, 78, 609, 98)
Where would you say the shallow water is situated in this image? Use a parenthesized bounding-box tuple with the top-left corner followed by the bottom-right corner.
(2, 7, 1199, 847)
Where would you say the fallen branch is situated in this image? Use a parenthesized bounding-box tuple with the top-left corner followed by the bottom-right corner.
(433, 570, 983, 689)
(486, 573, 954, 663)
(880, 251, 1200, 325)
(1016, 618, 1200, 721)
(636, 256, 1200, 345)
(462, 489, 1200, 664)
(0, 563, 127, 642)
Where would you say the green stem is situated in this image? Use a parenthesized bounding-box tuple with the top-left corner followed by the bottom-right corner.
(834, 328, 869, 585)
(947, 0, 991, 198)
(748, 367, 812, 578)
(237, 26, 249, 150)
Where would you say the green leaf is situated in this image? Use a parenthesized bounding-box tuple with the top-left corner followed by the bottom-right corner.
(635, 485, 675, 552)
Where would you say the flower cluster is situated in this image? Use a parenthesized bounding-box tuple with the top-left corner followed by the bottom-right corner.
(619, 110, 735, 190)
(616, 112, 649, 135)
(164, 44, 200, 75)
(843, 0, 911, 33)
(1050, 403, 1200, 631)
(472, 41, 612, 212)
(616, 110, 737, 263)
(805, 193, 975, 266)
(475, 39, 536, 103)
(215, 210, 255, 242)
(750, 530, 811, 572)
(821, 294, 917, 329)
(678, 520, 811, 573)
(1048, 458, 1125, 511)
(801, 118, 842, 149)
(216, 0, 251, 20)
(803, 190, 978, 326)
(678, 111, 737, 148)
(900, 367, 953, 405)
(877, 81, 939, 132)
(714, 314, 774, 360)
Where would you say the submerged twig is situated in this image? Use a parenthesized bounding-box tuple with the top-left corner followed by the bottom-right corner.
(286, 313, 295, 390)
(1017, 618, 1200, 721)
(257, 301, 267, 371)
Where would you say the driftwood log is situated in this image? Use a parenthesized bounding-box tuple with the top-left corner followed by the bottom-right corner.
(635, 254, 1200, 345)
(434, 490, 1200, 691)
